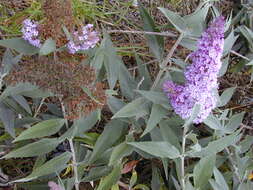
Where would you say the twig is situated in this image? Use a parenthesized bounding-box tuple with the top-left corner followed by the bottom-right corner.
(230, 50, 250, 61)
(128, 59, 157, 71)
(59, 98, 79, 190)
(240, 124, 253, 130)
(118, 181, 130, 190)
(108, 29, 177, 37)
(69, 139, 79, 190)
(180, 125, 188, 190)
(151, 33, 184, 90)
(225, 147, 242, 184)
(33, 98, 45, 118)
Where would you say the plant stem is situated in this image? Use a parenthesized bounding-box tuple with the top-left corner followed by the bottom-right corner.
(107, 29, 177, 37)
(151, 33, 184, 90)
(59, 98, 79, 190)
(69, 138, 80, 190)
(180, 125, 188, 190)
(33, 98, 45, 118)
(225, 147, 242, 184)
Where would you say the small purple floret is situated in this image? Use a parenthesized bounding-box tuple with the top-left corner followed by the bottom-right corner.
(21, 19, 41, 48)
(67, 24, 99, 54)
(163, 16, 225, 124)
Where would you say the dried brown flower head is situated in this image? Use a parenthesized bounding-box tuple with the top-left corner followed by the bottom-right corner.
(1, 0, 33, 11)
(38, 0, 75, 47)
(5, 57, 106, 120)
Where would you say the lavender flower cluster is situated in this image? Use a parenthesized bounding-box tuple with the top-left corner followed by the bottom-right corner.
(21, 19, 99, 53)
(67, 24, 100, 54)
(163, 16, 225, 124)
(22, 19, 41, 48)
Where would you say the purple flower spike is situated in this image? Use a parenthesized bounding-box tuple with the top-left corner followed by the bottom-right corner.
(22, 19, 41, 48)
(67, 24, 99, 54)
(163, 16, 225, 124)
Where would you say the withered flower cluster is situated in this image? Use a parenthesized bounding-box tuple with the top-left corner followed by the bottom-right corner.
(5, 0, 106, 120)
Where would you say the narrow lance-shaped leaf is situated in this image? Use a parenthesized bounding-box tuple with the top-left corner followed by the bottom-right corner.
(97, 163, 122, 190)
(139, 6, 164, 61)
(39, 38, 56, 55)
(14, 119, 65, 142)
(142, 104, 168, 137)
(0, 38, 39, 55)
(189, 131, 241, 157)
(112, 97, 149, 119)
(135, 54, 152, 90)
(158, 7, 187, 33)
(88, 120, 127, 164)
(128, 141, 180, 159)
(118, 64, 137, 100)
(135, 90, 171, 109)
(3, 138, 61, 158)
(13, 152, 71, 182)
(193, 154, 216, 189)
(109, 142, 133, 166)
(217, 87, 236, 107)
(0, 103, 15, 137)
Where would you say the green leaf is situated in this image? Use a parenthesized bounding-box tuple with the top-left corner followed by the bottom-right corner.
(142, 104, 168, 136)
(223, 30, 238, 55)
(180, 38, 197, 51)
(0, 83, 53, 101)
(14, 152, 71, 182)
(225, 112, 245, 133)
(186, 180, 195, 190)
(135, 90, 171, 109)
(246, 59, 253, 66)
(107, 96, 126, 114)
(159, 119, 181, 150)
(210, 167, 229, 190)
(102, 34, 121, 89)
(14, 119, 65, 142)
(89, 120, 127, 164)
(204, 114, 224, 131)
(130, 171, 138, 188)
(158, 7, 187, 33)
(118, 64, 137, 100)
(183, 3, 210, 36)
(109, 142, 133, 166)
(39, 38, 56, 55)
(217, 87, 236, 107)
(140, 6, 164, 61)
(97, 164, 122, 190)
(240, 135, 253, 154)
(0, 38, 39, 55)
(133, 184, 150, 190)
(1, 49, 22, 75)
(183, 104, 200, 128)
(74, 110, 100, 136)
(128, 141, 180, 159)
(82, 166, 112, 182)
(218, 56, 229, 77)
(190, 131, 241, 157)
(112, 97, 149, 119)
(0, 103, 15, 137)
(3, 138, 61, 158)
(193, 154, 216, 189)
(238, 182, 253, 190)
(238, 25, 253, 52)
(82, 87, 104, 104)
(11, 95, 32, 115)
(135, 54, 152, 90)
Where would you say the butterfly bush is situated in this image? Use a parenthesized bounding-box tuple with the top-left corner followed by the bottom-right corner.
(48, 181, 63, 190)
(163, 16, 225, 123)
(67, 24, 100, 54)
(22, 19, 41, 48)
